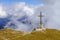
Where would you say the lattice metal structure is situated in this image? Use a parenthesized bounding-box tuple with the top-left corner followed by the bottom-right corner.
(39, 12, 44, 29)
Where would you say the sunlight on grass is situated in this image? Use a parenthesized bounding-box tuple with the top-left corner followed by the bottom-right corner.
(0, 28, 60, 40)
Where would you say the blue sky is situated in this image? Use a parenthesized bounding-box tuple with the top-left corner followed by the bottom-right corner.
(0, 0, 42, 6)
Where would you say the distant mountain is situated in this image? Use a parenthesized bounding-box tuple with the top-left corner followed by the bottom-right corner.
(0, 14, 39, 32)
(0, 29, 60, 40)
(0, 18, 10, 29)
(8, 15, 33, 31)
(0, 15, 32, 30)
(18, 15, 32, 25)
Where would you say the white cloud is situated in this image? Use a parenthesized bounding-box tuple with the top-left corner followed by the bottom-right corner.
(39, 0, 60, 30)
(13, 2, 34, 17)
(0, 5, 7, 18)
(23, 6, 34, 16)
(5, 2, 39, 32)
(42, 0, 56, 5)
(5, 0, 60, 32)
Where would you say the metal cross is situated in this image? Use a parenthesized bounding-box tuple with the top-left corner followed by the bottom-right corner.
(39, 12, 44, 29)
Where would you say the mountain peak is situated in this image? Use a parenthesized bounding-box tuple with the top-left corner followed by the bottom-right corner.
(0, 28, 60, 40)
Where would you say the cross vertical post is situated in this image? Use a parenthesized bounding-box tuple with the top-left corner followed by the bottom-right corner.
(39, 12, 44, 29)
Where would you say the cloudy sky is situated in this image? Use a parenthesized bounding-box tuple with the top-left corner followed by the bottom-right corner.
(0, 0, 42, 18)
(0, 0, 60, 32)
(0, 0, 42, 32)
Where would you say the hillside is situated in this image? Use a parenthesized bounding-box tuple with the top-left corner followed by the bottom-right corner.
(0, 28, 60, 40)
(0, 28, 24, 40)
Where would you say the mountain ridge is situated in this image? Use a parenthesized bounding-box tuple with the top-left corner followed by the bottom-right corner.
(0, 28, 60, 40)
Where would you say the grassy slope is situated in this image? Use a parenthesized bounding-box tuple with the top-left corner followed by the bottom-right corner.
(0, 29, 60, 40)
(0, 28, 24, 40)
(14, 29, 60, 40)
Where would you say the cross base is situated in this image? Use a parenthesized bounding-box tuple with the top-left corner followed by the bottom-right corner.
(35, 28, 46, 31)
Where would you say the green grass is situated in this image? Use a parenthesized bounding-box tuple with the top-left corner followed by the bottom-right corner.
(0, 28, 60, 40)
